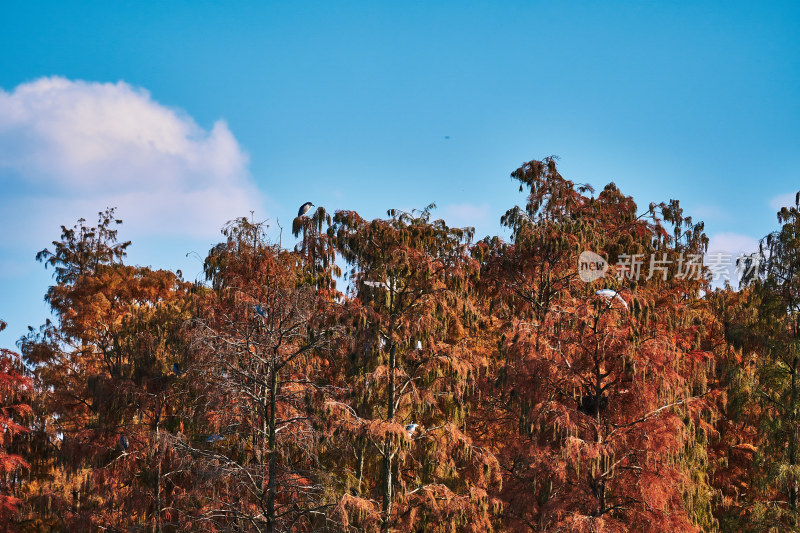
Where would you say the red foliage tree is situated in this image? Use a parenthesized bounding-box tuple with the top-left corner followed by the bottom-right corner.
(473, 159, 717, 531)
(0, 319, 32, 531)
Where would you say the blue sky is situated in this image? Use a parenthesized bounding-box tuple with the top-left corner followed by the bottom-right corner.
(1, 1, 799, 347)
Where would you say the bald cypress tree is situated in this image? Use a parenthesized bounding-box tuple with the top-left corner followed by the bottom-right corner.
(722, 193, 800, 531)
(189, 216, 339, 532)
(474, 159, 717, 531)
(0, 319, 31, 527)
(18, 210, 193, 532)
(326, 207, 501, 533)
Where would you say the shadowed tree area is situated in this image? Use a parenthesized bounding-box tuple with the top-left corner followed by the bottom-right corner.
(0, 158, 797, 532)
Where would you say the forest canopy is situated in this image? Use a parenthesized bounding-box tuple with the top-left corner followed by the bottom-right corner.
(2, 157, 799, 532)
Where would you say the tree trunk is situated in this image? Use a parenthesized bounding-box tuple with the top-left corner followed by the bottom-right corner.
(790, 356, 798, 521)
(381, 341, 397, 533)
(266, 355, 279, 533)
(154, 423, 163, 533)
(595, 365, 605, 517)
(356, 441, 365, 496)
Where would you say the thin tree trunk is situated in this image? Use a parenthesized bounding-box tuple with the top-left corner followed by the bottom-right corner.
(381, 341, 397, 533)
(155, 423, 162, 533)
(356, 441, 365, 496)
(595, 363, 605, 517)
(266, 355, 279, 533)
(790, 356, 798, 520)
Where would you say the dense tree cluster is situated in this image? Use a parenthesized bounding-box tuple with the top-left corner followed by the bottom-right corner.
(1, 158, 798, 531)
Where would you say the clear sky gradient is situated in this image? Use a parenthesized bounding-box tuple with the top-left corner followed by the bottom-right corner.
(1, 1, 799, 347)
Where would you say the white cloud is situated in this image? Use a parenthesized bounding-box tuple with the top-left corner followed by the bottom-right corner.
(707, 232, 759, 255)
(0, 76, 261, 243)
(706, 232, 761, 290)
(770, 191, 799, 210)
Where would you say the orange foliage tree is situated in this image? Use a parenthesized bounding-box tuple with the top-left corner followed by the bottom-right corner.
(473, 159, 718, 531)
(324, 206, 502, 533)
(18, 209, 193, 531)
